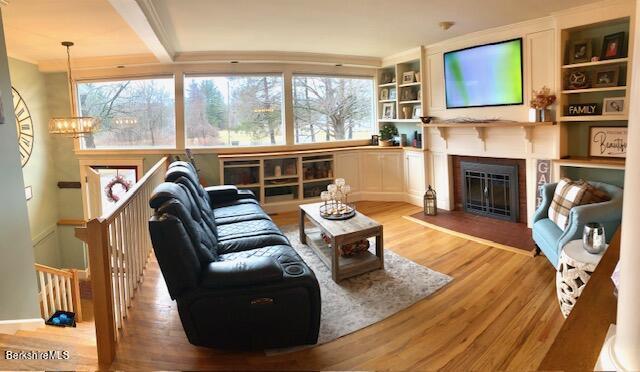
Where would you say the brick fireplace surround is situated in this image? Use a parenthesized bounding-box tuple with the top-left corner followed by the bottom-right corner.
(451, 156, 528, 224)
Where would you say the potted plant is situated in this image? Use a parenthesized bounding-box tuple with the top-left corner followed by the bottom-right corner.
(529, 86, 556, 122)
(379, 123, 398, 147)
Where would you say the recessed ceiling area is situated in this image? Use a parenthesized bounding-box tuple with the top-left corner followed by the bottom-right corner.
(1, 0, 602, 65)
(2, 0, 152, 63)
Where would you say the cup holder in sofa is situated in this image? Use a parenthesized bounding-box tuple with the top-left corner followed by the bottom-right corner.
(284, 264, 304, 276)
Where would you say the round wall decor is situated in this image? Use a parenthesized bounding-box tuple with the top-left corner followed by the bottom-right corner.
(12, 87, 34, 167)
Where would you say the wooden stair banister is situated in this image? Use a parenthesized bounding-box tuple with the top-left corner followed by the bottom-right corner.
(34, 263, 82, 323)
(74, 156, 168, 367)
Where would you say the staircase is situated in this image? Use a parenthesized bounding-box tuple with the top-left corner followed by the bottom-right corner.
(0, 300, 98, 370)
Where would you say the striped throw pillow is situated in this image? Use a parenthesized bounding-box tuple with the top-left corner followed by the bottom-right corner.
(548, 178, 589, 231)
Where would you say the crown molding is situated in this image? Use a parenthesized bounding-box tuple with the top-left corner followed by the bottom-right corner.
(173, 50, 381, 68)
(381, 47, 422, 66)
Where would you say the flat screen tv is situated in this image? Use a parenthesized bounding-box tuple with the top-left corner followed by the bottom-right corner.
(444, 38, 523, 109)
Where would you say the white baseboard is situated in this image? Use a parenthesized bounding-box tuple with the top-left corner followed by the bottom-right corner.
(0, 318, 44, 335)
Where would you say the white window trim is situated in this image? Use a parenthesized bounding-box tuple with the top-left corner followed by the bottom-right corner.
(291, 73, 376, 145)
(72, 62, 377, 155)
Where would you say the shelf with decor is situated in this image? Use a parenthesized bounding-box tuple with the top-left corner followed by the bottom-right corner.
(378, 82, 396, 88)
(220, 152, 335, 209)
(557, 14, 630, 175)
(377, 52, 424, 127)
(561, 57, 628, 69)
(561, 86, 627, 94)
(554, 156, 625, 170)
(559, 115, 628, 122)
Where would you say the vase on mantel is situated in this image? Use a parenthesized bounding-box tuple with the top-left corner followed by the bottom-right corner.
(528, 108, 552, 122)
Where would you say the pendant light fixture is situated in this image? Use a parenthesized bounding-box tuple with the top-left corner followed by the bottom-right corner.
(48, 41, 100, 137)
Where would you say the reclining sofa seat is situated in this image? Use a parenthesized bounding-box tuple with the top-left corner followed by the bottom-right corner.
(148, 163, 321, 349)
(164, 165, 291, 254)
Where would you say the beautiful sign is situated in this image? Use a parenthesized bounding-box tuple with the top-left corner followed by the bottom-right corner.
(589, 126, 627, 158)
(536, 160, 551, 208)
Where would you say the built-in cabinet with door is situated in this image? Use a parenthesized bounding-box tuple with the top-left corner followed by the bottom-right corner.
(404, 150, 426, 205)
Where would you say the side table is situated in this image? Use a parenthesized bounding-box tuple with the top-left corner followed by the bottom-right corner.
(556, 239, 607, 318)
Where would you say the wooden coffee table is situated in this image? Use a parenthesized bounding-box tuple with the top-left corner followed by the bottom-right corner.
(299, 202, 384, 282)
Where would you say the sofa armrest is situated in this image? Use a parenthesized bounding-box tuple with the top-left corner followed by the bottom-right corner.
(201, 257, 283, 289)
(205, 185, 258, 205)
(558, 196, 624, 250)
(533, 183, 557, 224)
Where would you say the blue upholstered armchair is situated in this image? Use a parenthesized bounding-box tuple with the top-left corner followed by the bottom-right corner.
(532, 181, 623, 268)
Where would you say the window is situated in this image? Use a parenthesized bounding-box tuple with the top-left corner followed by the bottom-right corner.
(184, 75, 284, 147)
(77, 77, 176, 149)
(293, 75, 375, 144)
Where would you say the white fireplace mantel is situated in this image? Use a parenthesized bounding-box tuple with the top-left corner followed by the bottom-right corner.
(424, 122, 561, 227)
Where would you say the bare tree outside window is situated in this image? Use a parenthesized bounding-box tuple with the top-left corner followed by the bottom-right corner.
(293, 76, 375, 144)
(184, 75, 284, 147)
(77, 77, 176, 149)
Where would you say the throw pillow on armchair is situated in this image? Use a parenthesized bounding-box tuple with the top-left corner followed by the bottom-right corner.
(548, 178, 610, 231)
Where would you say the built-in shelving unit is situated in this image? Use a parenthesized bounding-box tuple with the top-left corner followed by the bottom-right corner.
(556, 15, 630, 180)
(375, 47, 426, 149)
(220, 152, 335, 208)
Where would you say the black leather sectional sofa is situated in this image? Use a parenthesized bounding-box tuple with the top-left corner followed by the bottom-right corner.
(148, 161, 321, 349)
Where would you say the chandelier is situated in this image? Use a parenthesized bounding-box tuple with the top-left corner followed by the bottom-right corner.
(48, 41, 100, 137)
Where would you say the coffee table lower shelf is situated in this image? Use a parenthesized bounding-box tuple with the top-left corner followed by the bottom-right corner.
(305, 229, 383, 281)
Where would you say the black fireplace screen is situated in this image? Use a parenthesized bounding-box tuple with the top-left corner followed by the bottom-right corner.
(461, 162, 519, 222)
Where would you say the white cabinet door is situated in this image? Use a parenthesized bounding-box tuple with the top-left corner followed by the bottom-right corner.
(404, 152, 425, 197)
(334, 151, 360, 192)
(360, 152, 382, 192)
(381, 152, 404, 192)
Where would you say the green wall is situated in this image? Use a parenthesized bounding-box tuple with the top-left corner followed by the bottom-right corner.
(43, 72, 87, 269)
(9, 58, 62, 268)
(0, 13, 41, 321)
(563, 167, 625, 188)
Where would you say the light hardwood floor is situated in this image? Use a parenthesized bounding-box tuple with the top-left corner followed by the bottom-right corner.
(0, 201, 563, 370)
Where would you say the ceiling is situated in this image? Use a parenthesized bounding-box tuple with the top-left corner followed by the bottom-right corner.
(2, 0, 151, 63)
(157, 0, 599, 57)
(2, 0, 602, 65)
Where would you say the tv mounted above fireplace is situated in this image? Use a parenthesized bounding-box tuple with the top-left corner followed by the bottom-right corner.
(444, 38, 524, 109)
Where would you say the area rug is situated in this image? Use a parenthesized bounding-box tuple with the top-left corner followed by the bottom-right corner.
(280, 225, 453, 347)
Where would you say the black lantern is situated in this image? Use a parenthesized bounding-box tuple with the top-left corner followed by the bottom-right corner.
(424, 185, 437, 216)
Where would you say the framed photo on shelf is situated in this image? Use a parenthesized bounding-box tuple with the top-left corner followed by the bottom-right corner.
(601, 32, 625, 60)
(381, 102, 395, 119)
(592, 67, 619, 88)
(370, 134, 379, 145)
(401, 88, 417, 101)
(603, 97, 625, 115)
(380, 88, 389, 101)
(412, 106, 422, 119)
(389, 88, 397, 100)
(568, 39, 592, 64)
(402, 71, 415, 84)
(589, 126, 627, 158)
(381, 72, 393, 84)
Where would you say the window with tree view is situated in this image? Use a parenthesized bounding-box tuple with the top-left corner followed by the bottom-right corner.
(77, 77, 176, 149)
(293, 75, 374, 144)
(185, 75, 284, 146)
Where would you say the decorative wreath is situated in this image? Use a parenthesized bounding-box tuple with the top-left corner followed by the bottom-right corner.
(105, 175, 132, 203)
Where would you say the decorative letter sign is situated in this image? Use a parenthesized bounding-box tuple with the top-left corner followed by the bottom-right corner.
(536, 160, 551, 208)
(566, 103, 601, 116)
